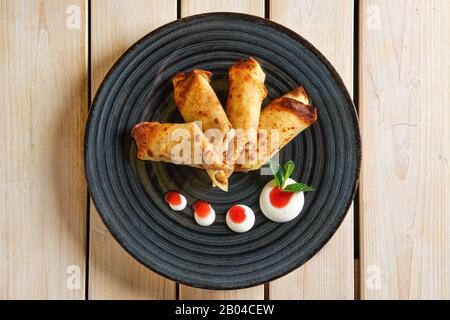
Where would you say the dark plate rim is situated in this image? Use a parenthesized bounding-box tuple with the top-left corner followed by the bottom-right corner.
(84, 12, 361, 290)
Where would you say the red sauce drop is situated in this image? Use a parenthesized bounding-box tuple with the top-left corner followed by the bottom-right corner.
(269, 187, 294, 208)
(229, 205, 246, 223)
(165, 191, 181, 206)
(192, 200, 210, 218)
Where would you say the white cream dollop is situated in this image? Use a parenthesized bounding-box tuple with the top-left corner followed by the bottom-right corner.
(260, 178, 305, 223)
(165, 192, 187, 211)
(226, 205, 255, 233)
(194, 206, 216, 226)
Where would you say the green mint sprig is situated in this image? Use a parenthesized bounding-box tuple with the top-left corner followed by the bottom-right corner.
(267, 159, 315, 193)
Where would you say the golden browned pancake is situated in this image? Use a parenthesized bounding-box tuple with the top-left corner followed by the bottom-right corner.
(131, 121, 233, 171)
(235, 86, 317, 171)
(172, 70, 233, 191)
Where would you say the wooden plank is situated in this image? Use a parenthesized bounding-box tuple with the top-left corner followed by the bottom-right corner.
(179, 0, 265, 300)
(0, 0, 87, 299)
(360, 0, 450, 299)
(88, 0, 177, 300)
(181, 0, 265, 15)
(269, 0, 355, 299)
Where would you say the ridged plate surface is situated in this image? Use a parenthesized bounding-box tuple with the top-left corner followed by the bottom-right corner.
(85, 13, 361, 289)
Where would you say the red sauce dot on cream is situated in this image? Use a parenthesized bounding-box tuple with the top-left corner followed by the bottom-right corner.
(165, 191, 181, 206)
(269, 187, 294, 208)
(192, 200, 210, 218)
(229, 205, 246, 223)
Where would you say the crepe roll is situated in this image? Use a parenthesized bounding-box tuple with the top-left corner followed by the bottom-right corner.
(226, 57, 267, 163)
(172, 69, 233, 191)
(131, 122, 233, 171)
(235, 86, 317, 172)
(172, 69, 232, 134)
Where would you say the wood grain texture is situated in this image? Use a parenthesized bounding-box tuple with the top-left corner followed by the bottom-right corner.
(269, 0, 355, 299)
(181, 0, 264, 16)
(360, 0, 450, 299)
(0, 0, 87, 299)
(179, 0, 265, 300)
(88, 0, 177, 300)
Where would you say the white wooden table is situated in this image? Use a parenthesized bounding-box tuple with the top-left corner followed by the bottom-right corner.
(1, 0, 449, 299)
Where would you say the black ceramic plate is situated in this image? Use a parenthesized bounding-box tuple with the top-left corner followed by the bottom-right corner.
(85, 13, 360, 289)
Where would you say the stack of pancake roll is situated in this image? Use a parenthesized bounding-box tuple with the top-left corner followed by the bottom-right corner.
(132, 57, 318, 191)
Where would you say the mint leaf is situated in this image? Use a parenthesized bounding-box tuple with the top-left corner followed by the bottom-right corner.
(268, 159, 284, 187)
(282, 160, 295, 187)
(283, 183, 315, 193)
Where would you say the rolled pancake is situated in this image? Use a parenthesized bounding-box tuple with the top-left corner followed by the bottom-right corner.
(235, 86, 317, 172)
(226, 57, 267, 164)
(131, 122, 233, 171)
(172, 69, 233, 191)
